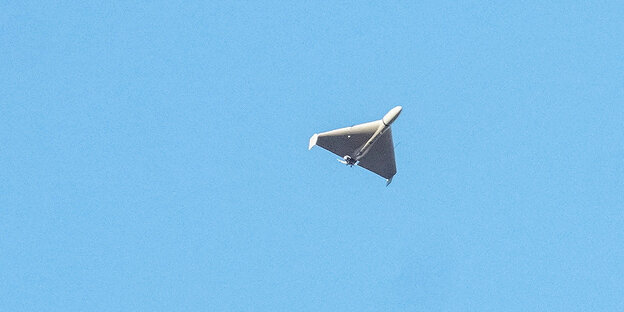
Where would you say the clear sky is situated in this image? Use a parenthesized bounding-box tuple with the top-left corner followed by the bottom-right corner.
(2, 1, 623, 311)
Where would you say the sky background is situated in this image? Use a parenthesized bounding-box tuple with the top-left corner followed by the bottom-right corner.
(2, 1, 623, 311)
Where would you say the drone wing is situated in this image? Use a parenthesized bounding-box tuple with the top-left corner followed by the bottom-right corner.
(309, 120, 381, 158)
(357, 127, 396, 180)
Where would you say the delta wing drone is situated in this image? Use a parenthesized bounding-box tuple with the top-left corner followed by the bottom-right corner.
(309, 106, 402, 185)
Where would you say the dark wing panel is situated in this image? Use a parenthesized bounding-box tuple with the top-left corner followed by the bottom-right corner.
(357, 127, 396, 179)
(312, 121, 381, 158)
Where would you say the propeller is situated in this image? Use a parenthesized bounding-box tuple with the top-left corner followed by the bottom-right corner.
(337, 156, 358, 167)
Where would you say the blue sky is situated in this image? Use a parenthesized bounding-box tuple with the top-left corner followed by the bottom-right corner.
(2, 1, 623, 311)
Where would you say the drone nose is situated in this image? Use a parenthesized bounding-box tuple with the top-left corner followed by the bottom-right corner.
(382, 106, 402, 125)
